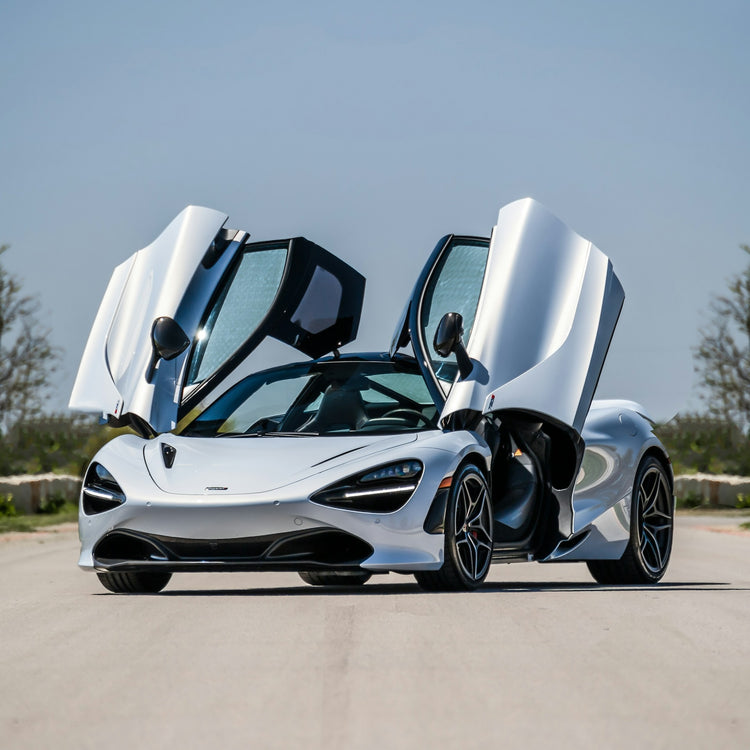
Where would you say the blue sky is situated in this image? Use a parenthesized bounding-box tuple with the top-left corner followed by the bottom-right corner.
(1, 0, 748, 420)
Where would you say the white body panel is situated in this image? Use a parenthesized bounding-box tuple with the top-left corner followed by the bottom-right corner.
(543, 400, 666, 561)
(78, 430, 491, 572)
(443, 199, 624, 433)
(69, 206, 229, 429)
(142, 433, 418, 496)
(69, 256, 136, 418)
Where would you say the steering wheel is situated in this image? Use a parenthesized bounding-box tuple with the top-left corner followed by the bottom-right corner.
(381, 408, 437, 428)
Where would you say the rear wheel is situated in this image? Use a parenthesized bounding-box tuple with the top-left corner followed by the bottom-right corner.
(415, 463, 493, 592)
(298, 570, 372, 586)
(96, 571, 172, 594)
(587, 456, 673, 585)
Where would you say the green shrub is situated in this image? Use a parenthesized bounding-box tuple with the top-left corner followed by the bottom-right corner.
(676, 491, 704, 509)
(0, 493, 17, 517)
(0, 413, 121, 477)
(736, 493, 750, 509)
(37, 492, 69, 515)
(656, 413, 750, 476)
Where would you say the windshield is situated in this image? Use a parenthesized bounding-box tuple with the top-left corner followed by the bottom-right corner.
(181, 359, 439, 437)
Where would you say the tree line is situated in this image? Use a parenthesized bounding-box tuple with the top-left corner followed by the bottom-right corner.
(0, 244, 117, 475)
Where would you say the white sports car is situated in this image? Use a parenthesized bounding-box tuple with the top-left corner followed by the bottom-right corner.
(70, 198, 674, 593)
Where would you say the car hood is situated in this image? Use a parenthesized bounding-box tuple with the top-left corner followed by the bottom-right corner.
(143, 432, 419, 495)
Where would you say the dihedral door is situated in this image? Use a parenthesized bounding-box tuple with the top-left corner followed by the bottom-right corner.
(70, 206, 365, 434)
(400, 198, 624, 436)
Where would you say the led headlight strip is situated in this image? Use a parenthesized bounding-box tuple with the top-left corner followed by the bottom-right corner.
(310, 460, 423, 513)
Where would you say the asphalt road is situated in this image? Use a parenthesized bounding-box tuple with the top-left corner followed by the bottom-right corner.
(1, 514, 749, 750)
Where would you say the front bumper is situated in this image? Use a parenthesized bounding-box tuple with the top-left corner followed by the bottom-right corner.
(79, 430, 494, 575)
(79, 471, 449, 574)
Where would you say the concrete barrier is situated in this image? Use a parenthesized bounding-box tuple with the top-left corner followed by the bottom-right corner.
(674, 473, 750, 507)
(0, 474, 81, 514)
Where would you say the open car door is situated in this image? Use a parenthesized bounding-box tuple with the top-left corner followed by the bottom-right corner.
(70, 206, 365, 435)
(394, 198, 624, 437)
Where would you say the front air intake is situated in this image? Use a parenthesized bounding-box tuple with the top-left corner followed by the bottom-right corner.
(92, 528, 374, 569)
(94, 531, 167, 563)
(82, 463, 126, 515)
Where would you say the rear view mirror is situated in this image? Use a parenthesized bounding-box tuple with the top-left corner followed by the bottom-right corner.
(433, 312, 473, 379)
(146, 317, 190, 381)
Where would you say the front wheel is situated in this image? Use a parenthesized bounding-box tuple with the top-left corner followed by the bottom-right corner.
(415, 463, 493, 591)
(96, 571, 172, 594)
(587, 456, 674, 585)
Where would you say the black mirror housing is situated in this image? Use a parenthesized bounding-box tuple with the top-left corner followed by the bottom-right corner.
(146, 317, 190, 382)
(433, 312, 463, 358)
(152, 317, 190, 360)
(433, 312, 473, 379)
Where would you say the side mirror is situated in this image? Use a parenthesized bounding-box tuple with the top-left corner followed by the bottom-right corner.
(433, 312, 473, 379)
(146, 317, 190, 382)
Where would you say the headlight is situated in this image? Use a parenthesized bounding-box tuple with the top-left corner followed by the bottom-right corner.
(360, 460, 422, 483)
(82, 462, 126, 515)
(310, 460, 423, 513)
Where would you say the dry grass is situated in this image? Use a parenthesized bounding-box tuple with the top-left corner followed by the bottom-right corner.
(0, 503, 78, 533)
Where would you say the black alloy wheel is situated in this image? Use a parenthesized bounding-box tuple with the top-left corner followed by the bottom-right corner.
(415, 462, 493, 591)
(587, 456, 674, 585)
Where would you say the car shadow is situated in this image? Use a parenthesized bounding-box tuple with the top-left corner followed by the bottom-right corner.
(150, 580, 739, 597)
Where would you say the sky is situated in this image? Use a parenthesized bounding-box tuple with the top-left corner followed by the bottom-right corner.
(1, 0, 748, 422)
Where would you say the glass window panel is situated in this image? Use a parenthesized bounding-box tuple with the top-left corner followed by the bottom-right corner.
(218, 374, 313, 434)
(291, 266, 342, 334)
(367, 372, 433, 405)
(419, 239, 489, 391)
(182, 360, 436, 436)
(187, 244, 288, 384)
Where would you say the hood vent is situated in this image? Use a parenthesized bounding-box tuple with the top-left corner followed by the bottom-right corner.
(161, 443, 176, 469)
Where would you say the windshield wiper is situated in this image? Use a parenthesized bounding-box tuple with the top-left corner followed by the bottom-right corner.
(265, 431, 319, 437)
(215, 430, 319, 437)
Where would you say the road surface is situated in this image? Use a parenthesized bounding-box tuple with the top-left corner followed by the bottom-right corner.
(1, 514, 748, 749)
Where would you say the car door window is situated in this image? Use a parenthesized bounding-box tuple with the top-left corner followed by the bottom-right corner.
(187, 243, 288, 385)
(419, 238, 489, 393)
(291, 266, 343, 334)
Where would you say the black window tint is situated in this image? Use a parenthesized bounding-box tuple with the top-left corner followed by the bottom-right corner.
(291, 266, 343, 335)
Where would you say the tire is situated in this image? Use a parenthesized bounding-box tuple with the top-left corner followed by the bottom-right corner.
(298, 570, 372, 586)
(96, 571, 172, 594)
(415, 463, 493, 592)
(587, 456, 674, 585)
